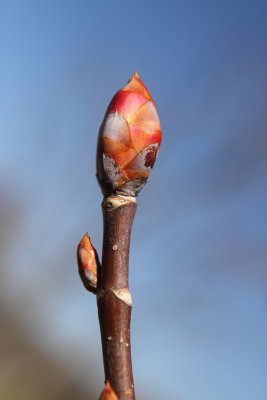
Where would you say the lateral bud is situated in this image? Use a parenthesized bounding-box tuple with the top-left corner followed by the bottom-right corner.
(77, 233, 99, 294)
(99, 381, 118, 400)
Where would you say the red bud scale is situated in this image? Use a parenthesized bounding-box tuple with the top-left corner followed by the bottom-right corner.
(97, 72, 162, 196)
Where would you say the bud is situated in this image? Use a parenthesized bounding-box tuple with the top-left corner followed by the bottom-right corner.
(97, 72, 162, 196)
(99, 381, 118, 400)
(77, 233, 98, 293)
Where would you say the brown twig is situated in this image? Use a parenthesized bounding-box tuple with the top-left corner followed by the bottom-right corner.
(77, 72, 162, 399)
(97, 195, 137, 400)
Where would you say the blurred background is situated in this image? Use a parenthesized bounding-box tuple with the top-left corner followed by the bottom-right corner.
(1, 1, 267, 399)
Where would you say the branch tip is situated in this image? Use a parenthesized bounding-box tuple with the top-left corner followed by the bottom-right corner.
(96, 73, 162, 196)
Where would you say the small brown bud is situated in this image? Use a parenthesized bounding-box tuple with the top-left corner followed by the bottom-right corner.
(99, 381, 118, 400)
(77, 233, 99, 294)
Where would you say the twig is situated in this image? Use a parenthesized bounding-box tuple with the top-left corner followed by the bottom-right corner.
(98, 195, 137, 399)
(77, 72, 162, 399)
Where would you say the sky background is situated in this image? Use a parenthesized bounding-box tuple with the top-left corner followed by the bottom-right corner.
(0, 1, 267, 399)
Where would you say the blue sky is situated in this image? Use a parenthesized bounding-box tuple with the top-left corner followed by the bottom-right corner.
(0, 1, 267, 399)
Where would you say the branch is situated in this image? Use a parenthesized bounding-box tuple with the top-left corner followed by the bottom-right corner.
(77, 71, 162, 399)
(97, 195, 137, 399)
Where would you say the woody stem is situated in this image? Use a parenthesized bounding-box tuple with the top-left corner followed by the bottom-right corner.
(97, 195, 137, 400)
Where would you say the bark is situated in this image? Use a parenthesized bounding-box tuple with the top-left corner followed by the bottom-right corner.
(97, 195, 137, 400)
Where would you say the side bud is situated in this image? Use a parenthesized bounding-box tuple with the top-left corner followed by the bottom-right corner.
(97, 71, 162, 197)
(99, 381, 118, 400)
(77, 233, 99, 294)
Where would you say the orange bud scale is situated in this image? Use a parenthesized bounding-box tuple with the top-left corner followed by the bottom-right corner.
(99, 381, 119, 400)
(77, 233, 98, 290)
